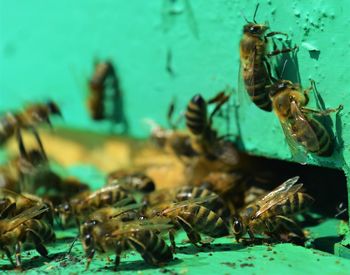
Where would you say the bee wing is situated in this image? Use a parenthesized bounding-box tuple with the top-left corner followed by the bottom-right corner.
(81, 185, 119, 203)
(161, 194, 218, 215)
(0, 188, 37, 203)
(254, 177, 303, 218)
(110, 203, 143, 219)
(280, 120, 308, 164)
(238, 59, 253, 107)
(289, 101, 320, 152)
(7, 205, 48, 231)
(110, 219, 173, 237)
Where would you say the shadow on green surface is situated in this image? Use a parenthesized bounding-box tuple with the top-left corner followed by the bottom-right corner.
(95, 257, 183, 272)
(175, 242, 245, 255)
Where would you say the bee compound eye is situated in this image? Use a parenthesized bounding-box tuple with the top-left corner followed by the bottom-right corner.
(233, 220, 242, 234)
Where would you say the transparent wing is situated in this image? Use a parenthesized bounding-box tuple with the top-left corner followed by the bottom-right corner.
(110, 218, 173, 237)
(253, 176, 302, 218)
(290, 101, 320, 152)
(0, 188, 36, 203)
(160, 194, 218, 215)
(8, 205, 48, 231)
(280, 120, 308, 164)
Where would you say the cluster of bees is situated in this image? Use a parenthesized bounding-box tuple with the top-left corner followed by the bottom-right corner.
(0, 3, 342, 271)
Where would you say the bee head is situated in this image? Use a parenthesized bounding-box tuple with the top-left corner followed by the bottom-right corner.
(81, 220, 99, 249)
(243, 23, 268, 37)
(54, 202, 72, 227)
(268, 80, 293, 98)
(47, 101, 62, 117)
(231, 216, 245, 242)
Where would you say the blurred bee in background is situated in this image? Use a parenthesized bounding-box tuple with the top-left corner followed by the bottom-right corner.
(106, 170, 155, 194)
(148, 98, 197, 160)
(88, 61, 114, 120)
(239, 4, 297, 111)
(0, 101, 62, 146)
(81, 218, 173, 270)
(0, 205, 54, 269)
(268, 79, 343, 159)
(55, 185, 136, 228)
(185, 91, 239, 167)
(231, 176, 314, 243)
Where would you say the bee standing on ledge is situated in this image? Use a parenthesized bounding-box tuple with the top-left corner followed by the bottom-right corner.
(231, 176, 314, 242)
(81, 219, 173, 270)
(0, 205, 54, 269)
(268, 79, 343, 158)
(0, 101, 62, 146)
(239, 4, 297, 111)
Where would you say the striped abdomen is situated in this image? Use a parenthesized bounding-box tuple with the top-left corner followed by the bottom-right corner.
(185, 94, 207, 135)
(175, 186, 230, 220)
(264, 192, 314, 220)
(240, 36, 271, 111)
(128, 230, 173, 265)
(24, 219, 55, 243)
(291, 118, 333, 156)
(178, 205, 229, 238)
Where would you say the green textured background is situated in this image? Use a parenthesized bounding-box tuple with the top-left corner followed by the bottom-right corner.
(0, 0, 349, 274)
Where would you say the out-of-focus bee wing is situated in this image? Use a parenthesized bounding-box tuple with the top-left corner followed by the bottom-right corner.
(161, 194, 218, 215)
(81, 185, 118, 203)
(0, 188, 36, 203)
(110, 219, 173, 236)
(7, 205, 48, 231)
(254, 177, 303, 218)
(290, 101, 320, 152)
(110, 203, 143, 219)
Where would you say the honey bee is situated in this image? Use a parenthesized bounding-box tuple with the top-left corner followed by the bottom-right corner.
(239, 4, 296, 111)
(149, 195, 230, 250)
(80, 218, 173, 270)
(88, 62, 115, 120)
(231, 176, 314, 242)
(148, 99, 197, 159)
(0, 189, 53, 224)
(106, 170, 155, 193)
(268, 79, 343, 158)
(55, 185, 136, 228)
(0, 205, 54, 269)
(0, 101, 62, 146)
(185, 92, 239, 166)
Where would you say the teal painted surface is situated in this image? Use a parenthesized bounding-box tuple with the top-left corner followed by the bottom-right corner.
(0, 0, 349, 169)
(0, 0, 349, 260)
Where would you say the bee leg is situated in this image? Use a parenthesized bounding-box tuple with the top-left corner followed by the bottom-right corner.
(0, 202, 16, 219)
(301, 105, 343, 117)
(3, 247, 15, 267)
(128, 237, 159, 266)
(247, 228, 255, 241)
(26, 229, 50, 259)
(30, 127, 48, 161)
(85, 248, 95, 270)
(176, 216, 202, 247)
(16, 129, 28, 158)
(267, 45, 298, 58)
(114, 241, 122, 271)
(265, 31, 289, 38)
(169, 229, 177, 253)
(14, 242, 23, 270)
(263, 57, 277, 82)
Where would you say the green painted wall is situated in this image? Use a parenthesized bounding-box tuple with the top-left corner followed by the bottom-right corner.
(0, 0, 349, 170)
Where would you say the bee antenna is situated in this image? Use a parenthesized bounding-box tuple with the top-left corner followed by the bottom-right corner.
(280, 60, 288, 79)
(252, 3, 260, 23)
(240, 10, 250, 23)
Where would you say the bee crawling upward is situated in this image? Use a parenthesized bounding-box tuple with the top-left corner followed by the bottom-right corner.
(268, 79, 343, 158)
(231, 176, 314, 242)
(239, 4, 297, 111)
(185, 91, 239, 166)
